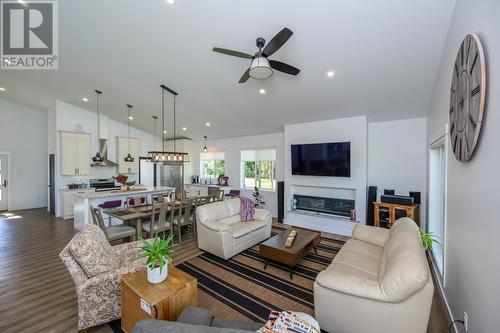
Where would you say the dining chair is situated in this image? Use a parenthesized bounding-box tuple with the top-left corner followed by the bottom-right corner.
(141, 202, 174, 238)
(173, 198, 197, 243)
(213, 189, 224, 202)
(126, 196, 146, 207)
(97, 200, 122, 227)
(90, 206, 136, 243)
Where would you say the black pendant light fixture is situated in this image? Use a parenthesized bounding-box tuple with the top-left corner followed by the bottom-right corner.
(124, 104, 134, 163)
(92, 89, 104, 163)
(151, 115, 160, 163)
(203, 136, 208, 152)
(147, 84, 189, 162)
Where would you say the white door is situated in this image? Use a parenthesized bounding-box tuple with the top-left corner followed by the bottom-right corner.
(0, 154, 9, 211)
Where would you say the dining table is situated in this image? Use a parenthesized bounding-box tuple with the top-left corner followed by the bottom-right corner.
(103, 201, 182, 240)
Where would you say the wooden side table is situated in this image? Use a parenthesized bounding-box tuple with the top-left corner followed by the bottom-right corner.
(121, 267, 197, 333)
(373, 201, 420, 228)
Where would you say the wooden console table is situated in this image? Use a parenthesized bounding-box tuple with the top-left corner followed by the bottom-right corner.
(373, 201, 420, 228)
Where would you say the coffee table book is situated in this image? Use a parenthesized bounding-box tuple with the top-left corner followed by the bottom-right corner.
(121, 267, 197, 333)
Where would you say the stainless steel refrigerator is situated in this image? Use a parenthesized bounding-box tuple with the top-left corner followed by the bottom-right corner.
(160, 161, 184, 198)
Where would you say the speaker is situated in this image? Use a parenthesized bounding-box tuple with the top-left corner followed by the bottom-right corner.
(409, 191, 421, 204)
(277, 181, 284, 222)
(366, 186, 377, 226)
(381, 194, 414, 205)
(384, 189, 395, 195)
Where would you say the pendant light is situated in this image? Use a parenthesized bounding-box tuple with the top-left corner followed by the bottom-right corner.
(203, 136, 208, 152)
(147, 84, 189, 162)
(124, 104, 134, 163)
(151, 115, 160, 162)
(92, 90, 104, 163)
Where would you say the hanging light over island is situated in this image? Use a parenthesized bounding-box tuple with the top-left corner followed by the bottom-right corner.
(147, 84, 189, 163)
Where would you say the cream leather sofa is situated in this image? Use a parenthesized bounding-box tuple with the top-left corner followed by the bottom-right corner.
(314, 218, 434, 333)
(196, 198, 272, 259)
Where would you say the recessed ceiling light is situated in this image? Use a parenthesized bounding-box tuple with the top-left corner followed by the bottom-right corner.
(82, 97, 88, 102)
(163, 130, 167, 134)
(326, 71, 335, 78)
(182, 127, 187, 131)
(129, 116, 134, 120)
(0, 87, 5, 91)
(259, 89, 266, 94)
(205, 122, 211, 127)
(165, 0, 175, 5)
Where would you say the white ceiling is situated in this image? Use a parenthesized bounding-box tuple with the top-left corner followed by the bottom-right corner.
(0, 0, 455, 139)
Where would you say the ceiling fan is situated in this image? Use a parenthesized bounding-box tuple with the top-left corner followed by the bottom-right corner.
(213, 27, 300, 83)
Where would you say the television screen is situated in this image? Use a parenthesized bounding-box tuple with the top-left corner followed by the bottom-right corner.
(291, 142, 350, 177)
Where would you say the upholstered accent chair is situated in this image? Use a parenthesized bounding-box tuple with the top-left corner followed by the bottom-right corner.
(59, 224, 146, 331)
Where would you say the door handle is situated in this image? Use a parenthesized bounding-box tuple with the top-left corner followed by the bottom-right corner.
(3, 180, 6, 187)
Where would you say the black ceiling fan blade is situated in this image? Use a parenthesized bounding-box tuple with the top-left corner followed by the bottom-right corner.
(269, 60, 300, 75)
(213, 47, 253, 59)
(262, 27, 293, 57)
(239, 68, 251, 83)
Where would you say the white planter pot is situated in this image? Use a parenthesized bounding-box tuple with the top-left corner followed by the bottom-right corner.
(147, 265, 168, 284)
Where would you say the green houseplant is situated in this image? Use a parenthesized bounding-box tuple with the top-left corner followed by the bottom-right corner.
(134, 234, 175, 284)
(418, 227, 441, 252)
(253, 186, 266, 208)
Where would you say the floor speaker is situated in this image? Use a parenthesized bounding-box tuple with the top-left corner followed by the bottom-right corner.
(366, 186, 377, 226)
(277, 181, 284, 222)
(409, 191, 421, 204)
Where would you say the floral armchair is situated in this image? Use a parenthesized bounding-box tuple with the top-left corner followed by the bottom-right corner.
(59, 224, 145, 331)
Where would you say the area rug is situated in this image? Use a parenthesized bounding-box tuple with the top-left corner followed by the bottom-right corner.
(106, 226, 345, 332)
(176, 225, 345, 324)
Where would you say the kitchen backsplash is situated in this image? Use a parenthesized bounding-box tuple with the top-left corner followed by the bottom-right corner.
(60, 166, 139, 189)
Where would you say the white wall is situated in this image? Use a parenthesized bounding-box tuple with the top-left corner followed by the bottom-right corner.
(192, 132, 284, 217)
(0, 98, 47, 210)
(284, 116, 368, 234)
(427, 1, 500, 331)
(368, 117, 427, 226)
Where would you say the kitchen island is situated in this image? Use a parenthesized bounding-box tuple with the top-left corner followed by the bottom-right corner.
(73, 186, 175, 231)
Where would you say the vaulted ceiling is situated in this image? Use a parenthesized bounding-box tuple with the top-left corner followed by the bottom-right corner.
(0, 0, 455, 139)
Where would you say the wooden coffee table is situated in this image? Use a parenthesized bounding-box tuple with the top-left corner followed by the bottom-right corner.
(121, 267, 197, 333)
(259, 227, 321, 279)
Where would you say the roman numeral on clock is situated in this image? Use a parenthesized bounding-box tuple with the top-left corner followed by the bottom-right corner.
(469, 114, 477, 128)
(449, 106, 455, 114)
(470, 52, 478, 73)
(471, 85, 480, 97)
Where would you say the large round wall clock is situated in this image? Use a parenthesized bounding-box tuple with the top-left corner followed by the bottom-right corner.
(449, 34, 486, 162)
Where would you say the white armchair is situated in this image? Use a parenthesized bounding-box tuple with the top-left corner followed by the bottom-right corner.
(196, 198, 272, 260)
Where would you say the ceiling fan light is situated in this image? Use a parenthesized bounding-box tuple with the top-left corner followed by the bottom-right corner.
(249, 56, 273, 79)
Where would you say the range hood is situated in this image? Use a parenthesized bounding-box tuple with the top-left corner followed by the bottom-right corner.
(91, 139, 118, 167)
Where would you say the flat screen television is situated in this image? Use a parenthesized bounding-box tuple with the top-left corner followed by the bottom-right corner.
(291, 142, 351, 177)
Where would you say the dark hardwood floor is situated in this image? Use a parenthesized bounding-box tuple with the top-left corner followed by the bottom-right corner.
(0, 208, 449, 333)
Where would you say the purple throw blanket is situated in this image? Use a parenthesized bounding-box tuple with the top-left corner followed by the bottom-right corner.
(240, 196, 255, 222)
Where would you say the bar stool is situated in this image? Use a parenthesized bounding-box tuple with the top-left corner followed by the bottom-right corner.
(224, 189, 240, 199)
(126, 196, 147, 207)
(97, 200, 122, 227)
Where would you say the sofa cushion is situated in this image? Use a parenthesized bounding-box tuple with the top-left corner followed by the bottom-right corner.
(225, 198, 241, 216)
(218, 215, 241, 226)
(212, 318, 263, 331)
(380, 218, 429, 302)
(177, 307, 214, 326)
(341, 239, 383, 260)
(332, 243, 381, 278)
(69, 224, 120, 278)
(230, 223, 254, 238)
(197, 201, 231, 224)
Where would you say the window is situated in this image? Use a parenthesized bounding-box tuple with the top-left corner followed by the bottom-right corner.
(428, 137, 446, 279)
(241, 149, 276, 190)
(200, 152, 225, 180)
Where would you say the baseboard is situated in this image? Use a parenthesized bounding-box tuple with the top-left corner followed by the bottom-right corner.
(428, 253, 456, 332)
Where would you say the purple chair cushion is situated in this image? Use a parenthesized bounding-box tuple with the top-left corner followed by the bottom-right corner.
(98, 200, 122, 209)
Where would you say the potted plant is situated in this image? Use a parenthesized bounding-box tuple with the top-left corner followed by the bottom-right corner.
(134, 234, 175, 284)
(418, 227, 441, 252)
(253, 186, 266, 208)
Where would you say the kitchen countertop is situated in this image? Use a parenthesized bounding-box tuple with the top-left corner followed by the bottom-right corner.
(59, 188, 93, 192)
(185, 183, 229, 187)
(73, 186, 175, 199)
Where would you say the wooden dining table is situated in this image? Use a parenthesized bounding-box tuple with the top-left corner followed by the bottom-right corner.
(104, 202, 182, 239)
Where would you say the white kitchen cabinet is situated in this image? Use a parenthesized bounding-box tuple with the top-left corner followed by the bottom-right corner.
(60, 132, 91, 176)
(60, 189, 93, 220)
(184, 184, 209, 197)
(117, 137, 140, 174)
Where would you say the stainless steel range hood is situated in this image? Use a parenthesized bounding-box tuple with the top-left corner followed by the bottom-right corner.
(91, 139, 118, 167)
